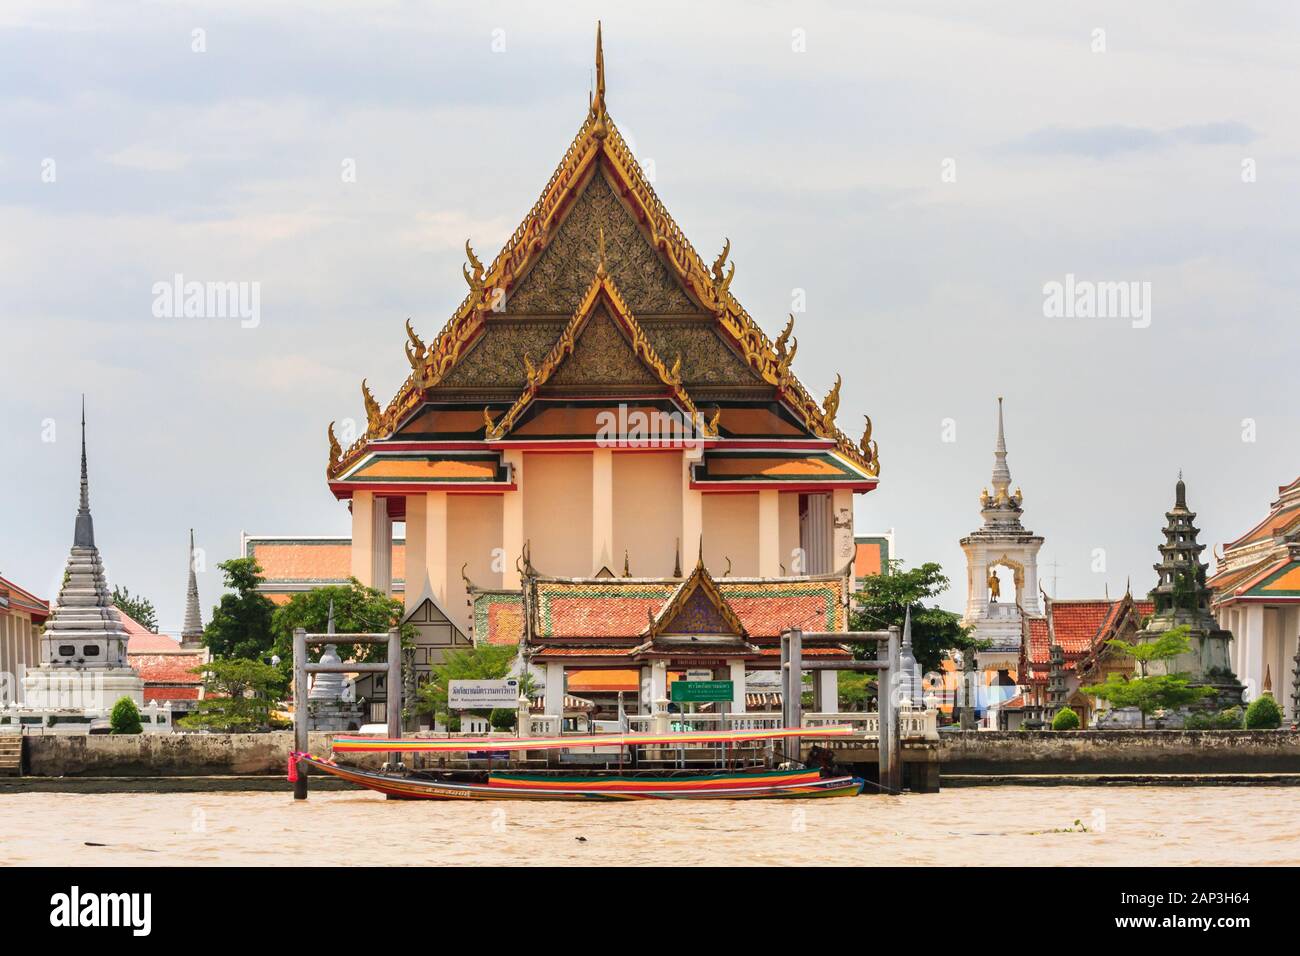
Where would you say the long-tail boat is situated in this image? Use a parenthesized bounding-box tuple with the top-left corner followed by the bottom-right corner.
(290, 726, 864, 801)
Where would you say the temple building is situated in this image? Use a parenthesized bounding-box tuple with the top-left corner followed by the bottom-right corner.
(998, 591, 1153, 729)
(16, 404, 153, 730)
(1208, 476, 1300, 717)
(314, 26, 880, 713)
(959, 398, 1043, 692)
(0, 574, 48, 703)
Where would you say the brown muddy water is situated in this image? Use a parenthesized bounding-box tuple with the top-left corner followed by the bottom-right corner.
(1, 787, 1294, 866)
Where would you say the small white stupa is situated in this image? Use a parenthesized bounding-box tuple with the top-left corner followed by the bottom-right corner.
(20, 400, 146, 719)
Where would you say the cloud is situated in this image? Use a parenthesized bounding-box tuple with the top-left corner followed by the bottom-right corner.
(1006, 121, 1257, 158)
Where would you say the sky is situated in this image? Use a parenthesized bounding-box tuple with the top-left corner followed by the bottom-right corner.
(1, 1, 1297, 634)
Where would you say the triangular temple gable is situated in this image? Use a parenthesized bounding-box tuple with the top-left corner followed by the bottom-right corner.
(506, 168, 698, 317)
(486, 273, 713, 439)
(648, 563, 746, 638)
(549, 304, 660, 388)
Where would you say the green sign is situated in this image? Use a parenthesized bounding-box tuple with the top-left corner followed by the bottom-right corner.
(671, 680, 734, 703)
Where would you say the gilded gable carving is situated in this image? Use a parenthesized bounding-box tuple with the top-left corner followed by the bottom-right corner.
(550, 305, 659, 387)
(435, 322, 566, 390)
(506, 171, 696, 316)
(641, 323, 763, 386)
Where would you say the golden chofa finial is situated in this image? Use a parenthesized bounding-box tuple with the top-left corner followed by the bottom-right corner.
(589, 21, 608, 136)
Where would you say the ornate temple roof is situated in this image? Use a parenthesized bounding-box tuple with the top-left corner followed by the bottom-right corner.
(1208, 474, 1300, 607)
(325, 25, 879, 495)
(0, 574, 48, 622)
(1019, 593, 1154, 685)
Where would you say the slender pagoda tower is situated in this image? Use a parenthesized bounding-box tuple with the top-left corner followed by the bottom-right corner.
(1137, 474, 1241, 703)
(22, 401, 144, 711)
(180, 529, 205, 648)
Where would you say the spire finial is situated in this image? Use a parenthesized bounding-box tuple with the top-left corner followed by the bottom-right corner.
(326, 598, 336, 635)
(73, 395, 95, 548)
(593, 21, 605, 116)
(902, 605, 913, 649)
(1175, 471, 1187, 509)
(989, 396, 1013, 500)
(674, 538, 682, 578)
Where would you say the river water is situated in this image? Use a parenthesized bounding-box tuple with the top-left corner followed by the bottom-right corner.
(1, 786, 1294, 866)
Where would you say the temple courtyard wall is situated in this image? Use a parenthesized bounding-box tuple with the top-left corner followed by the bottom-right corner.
(7, 730, 1300, 783)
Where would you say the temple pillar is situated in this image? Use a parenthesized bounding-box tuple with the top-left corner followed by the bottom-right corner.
(423, 491, 448, 606)
(729, 660, 746, 714)
(404, 494, 427, 613)
(350, 491, 391, 593)
(681, 453, 702, 570)
(592, 448, 614, 573)
(1243, 604, 1265, 698)
(832, 488, 854, 574)
(758, 490, 781, 577)
(502, 451, 525, 588)
(544, 661, 565, 718)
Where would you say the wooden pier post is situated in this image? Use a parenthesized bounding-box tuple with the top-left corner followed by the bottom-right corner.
(293, 627, 308, 800)
(876, 626, 902, 794)
(787, 628, 802, 762)
(386, 626, 403, 771)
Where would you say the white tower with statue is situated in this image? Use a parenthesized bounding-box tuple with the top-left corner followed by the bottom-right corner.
(959, 398, 1044, 673)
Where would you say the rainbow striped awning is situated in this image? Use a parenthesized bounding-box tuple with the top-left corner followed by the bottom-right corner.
(331, 725, 855, 754)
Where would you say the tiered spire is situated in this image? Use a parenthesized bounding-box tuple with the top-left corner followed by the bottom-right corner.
(74, 396, 95, 548)
(180, 528, 204, 648)
(979, 397, 1025, 529)
(43, 400, 132, 669)
(1150, 473, 1211, 621)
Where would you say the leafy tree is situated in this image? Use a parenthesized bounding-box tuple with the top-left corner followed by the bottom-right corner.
(851, 560, 977, 675)
(178, 658, 287, 732)
(413, 644, 518, 727)
(1051, 706, 1080, 731)
(203, 558, 277, 660)
(112, 587, 157, 631)
(269, 579, 413, 667)
(1083, 626, 1212, 728)
(837, 671, 876, 712)
(109, 696, 143, 734)
(1245, 695, 1282, 730)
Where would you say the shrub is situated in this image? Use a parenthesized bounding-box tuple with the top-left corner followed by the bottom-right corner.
(1052, 707, 1080, 731)
(1214, 706, 1243, 729)
(1244, 695, 1282, 730)
(109, 697, 143, 735)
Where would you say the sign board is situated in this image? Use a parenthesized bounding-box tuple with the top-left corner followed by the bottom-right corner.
(448, 678, 519, 710)
(685, 669, 713, 682)
(671, 680, 734, 703)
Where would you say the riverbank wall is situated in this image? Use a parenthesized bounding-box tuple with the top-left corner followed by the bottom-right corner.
(10, 729, 1300, 780)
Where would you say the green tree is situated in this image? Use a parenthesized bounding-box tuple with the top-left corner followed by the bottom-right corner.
(1052, 706, 1080, 731)
(109, 696, 143, 734)
(112, 586, 157, 631)
(837, 671, 877, 712)
(851, 560, 976, 675)
(1083, 626, 1212, 728)
(413, 644, 518, 727)
(1244, 695, 1282, 730)
(203, 558, 277, 660)
(178, 658, 287, 732)
(269, 579, 413, 667)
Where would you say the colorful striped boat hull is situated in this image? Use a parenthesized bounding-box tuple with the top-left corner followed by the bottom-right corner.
(296, 755, 863, 801)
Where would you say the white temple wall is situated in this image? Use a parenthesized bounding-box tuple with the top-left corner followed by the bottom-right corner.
(612, 451, 682, 576)
(523, 452, 594, 576)
(702, 493, 759, 577)
(447, 494, 504, 633)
